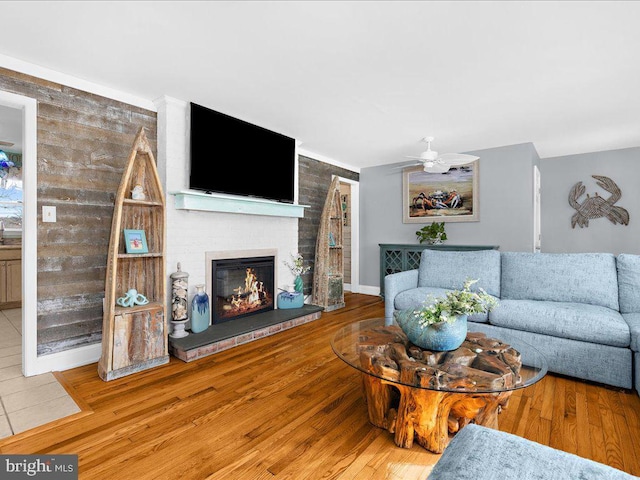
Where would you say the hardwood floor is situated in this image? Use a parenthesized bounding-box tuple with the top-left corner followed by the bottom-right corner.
(1, 293, 639, 479)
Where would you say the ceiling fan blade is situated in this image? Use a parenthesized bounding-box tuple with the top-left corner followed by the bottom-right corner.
(436, 153, 479, 166)
(404, 155, 426, 160)
(390, 162, 422, 170)
(0, 141, 14, 147)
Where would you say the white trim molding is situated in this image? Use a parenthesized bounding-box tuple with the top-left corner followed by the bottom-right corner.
(0, 53, 156, 112)
(298, 147, 360, 174)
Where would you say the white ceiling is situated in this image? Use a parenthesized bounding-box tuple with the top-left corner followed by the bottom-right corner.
(1, 1, 639, 169)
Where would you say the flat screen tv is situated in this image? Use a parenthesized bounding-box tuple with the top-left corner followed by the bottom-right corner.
(189, 102, 296, 204)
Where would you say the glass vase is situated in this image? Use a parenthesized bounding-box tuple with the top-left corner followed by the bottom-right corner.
(294, 275, 304, 293)
(190, 284, 210, 334)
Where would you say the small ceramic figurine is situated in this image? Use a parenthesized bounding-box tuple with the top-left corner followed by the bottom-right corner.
(131, 184, 146, 200)
(116, 289, 150, 307)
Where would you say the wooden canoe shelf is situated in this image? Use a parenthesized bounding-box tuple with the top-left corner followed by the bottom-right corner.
(312, 176, 345, 312)
(98, 127, 169, 381)
(123, 198, 164, 207)
(116, 252, 164, 259)
(114, 301, 164, 316)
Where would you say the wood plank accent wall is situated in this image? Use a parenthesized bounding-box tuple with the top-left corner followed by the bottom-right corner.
(0, 67, 157, 355)
(298, 155, 358, 296)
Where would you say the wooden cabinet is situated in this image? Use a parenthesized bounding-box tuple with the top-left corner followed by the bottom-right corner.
(379, 244, 499, 298)
(312, 177, 345, 311)
(98, 128, 168, 381)
(0, 248, 22, 309)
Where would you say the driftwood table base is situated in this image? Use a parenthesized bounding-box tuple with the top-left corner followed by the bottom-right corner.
(357, 327, 523, 453)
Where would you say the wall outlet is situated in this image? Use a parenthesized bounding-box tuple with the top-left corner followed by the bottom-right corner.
(42, 206, 56, 222)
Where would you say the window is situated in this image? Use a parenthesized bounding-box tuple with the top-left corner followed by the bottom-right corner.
(0, 152, 22, 230)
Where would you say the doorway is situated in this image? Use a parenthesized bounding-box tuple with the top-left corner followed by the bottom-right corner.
(0, 103, 23, 355)
(337, 177, 359, 293)
(0, 90, 36, 377)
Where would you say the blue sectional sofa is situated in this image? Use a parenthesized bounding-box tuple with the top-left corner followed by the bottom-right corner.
(428, 424, 636, 479)
(384, 249, 640, 394)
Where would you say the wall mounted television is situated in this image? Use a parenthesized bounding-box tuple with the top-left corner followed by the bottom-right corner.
(189, 102, 296, 204)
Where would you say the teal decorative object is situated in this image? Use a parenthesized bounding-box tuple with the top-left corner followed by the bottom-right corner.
(394, 309, 468, 351)
(294, 275, 304, 293)
(116, 289, 149, 308)
(190, 284, 210, 334)
(278, 291, 304, 309)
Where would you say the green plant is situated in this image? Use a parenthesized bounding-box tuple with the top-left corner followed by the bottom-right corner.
(415, 222, 447, 244)
(414, 279, 498, 326)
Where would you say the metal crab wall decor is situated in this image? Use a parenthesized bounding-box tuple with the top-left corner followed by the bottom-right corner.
(568, 175, 630, 229)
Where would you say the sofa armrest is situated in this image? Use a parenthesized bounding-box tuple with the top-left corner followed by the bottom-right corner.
(384, 269, 419, 321)
(622, 313, 640, 352)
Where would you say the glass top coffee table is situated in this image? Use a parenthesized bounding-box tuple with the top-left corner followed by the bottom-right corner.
(331, 318, 548, 453)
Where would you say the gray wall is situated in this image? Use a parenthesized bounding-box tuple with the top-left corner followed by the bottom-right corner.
(540, 146, 639, 254)
(359, 143, 540, 290)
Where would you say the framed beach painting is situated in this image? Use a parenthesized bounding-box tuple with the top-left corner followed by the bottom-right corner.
(123, 229, 149, 254)
(402, 163, 479, 223)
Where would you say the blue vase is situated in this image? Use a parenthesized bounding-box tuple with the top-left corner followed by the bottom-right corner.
(190, 284, 210, 334)
(394, 310, 467, 351)
(294, 275, 304, 293)
(278, 291, 304, 309)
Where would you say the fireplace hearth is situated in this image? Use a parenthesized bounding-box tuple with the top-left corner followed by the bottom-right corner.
(169, 304, 323, 362)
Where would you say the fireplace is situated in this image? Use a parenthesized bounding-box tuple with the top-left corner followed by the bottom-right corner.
(210, 254, 275, 324)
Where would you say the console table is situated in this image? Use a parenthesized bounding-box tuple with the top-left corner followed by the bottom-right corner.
(379, 244, 499, 298)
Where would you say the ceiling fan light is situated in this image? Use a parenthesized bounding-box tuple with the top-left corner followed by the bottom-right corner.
(420, 151, 437, 161)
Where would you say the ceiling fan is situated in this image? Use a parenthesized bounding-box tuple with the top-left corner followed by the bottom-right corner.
(402, 137, 478, 173)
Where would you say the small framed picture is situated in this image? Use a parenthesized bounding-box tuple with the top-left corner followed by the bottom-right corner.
(123, 229, 149, 254)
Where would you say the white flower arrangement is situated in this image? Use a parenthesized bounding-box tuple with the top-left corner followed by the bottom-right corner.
(283, 252, 311, 276)
(416, 278, 498, 327)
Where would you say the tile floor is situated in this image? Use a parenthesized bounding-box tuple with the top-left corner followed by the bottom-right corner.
(0, 308, 81, 438)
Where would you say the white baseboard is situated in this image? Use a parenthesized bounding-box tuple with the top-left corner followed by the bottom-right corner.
(24, 343, 101, 377)
(357, 284, 381, 296)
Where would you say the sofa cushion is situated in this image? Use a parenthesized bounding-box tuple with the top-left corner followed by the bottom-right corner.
(617, 254, 640, 313)
(394, 287, 492, 323)
(428, 424, 636, 480)
(489, 299, 630, 348)
(417, 249, 501, 297)
(622, 313, 640, 352)
(501, 252, 619, 311)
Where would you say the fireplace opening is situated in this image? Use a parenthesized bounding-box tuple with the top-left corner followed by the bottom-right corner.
(211, 255, 275, 324)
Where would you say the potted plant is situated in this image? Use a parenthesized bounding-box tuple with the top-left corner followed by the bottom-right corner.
(283, 253, 311, 293)
(394, 279, 498, 351)
(416, 222, 447, 245)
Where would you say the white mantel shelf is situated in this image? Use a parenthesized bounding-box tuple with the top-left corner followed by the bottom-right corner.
(170, 190, 309, 218)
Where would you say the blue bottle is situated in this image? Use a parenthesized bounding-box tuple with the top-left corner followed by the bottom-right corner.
(190, 284, 210, 333)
